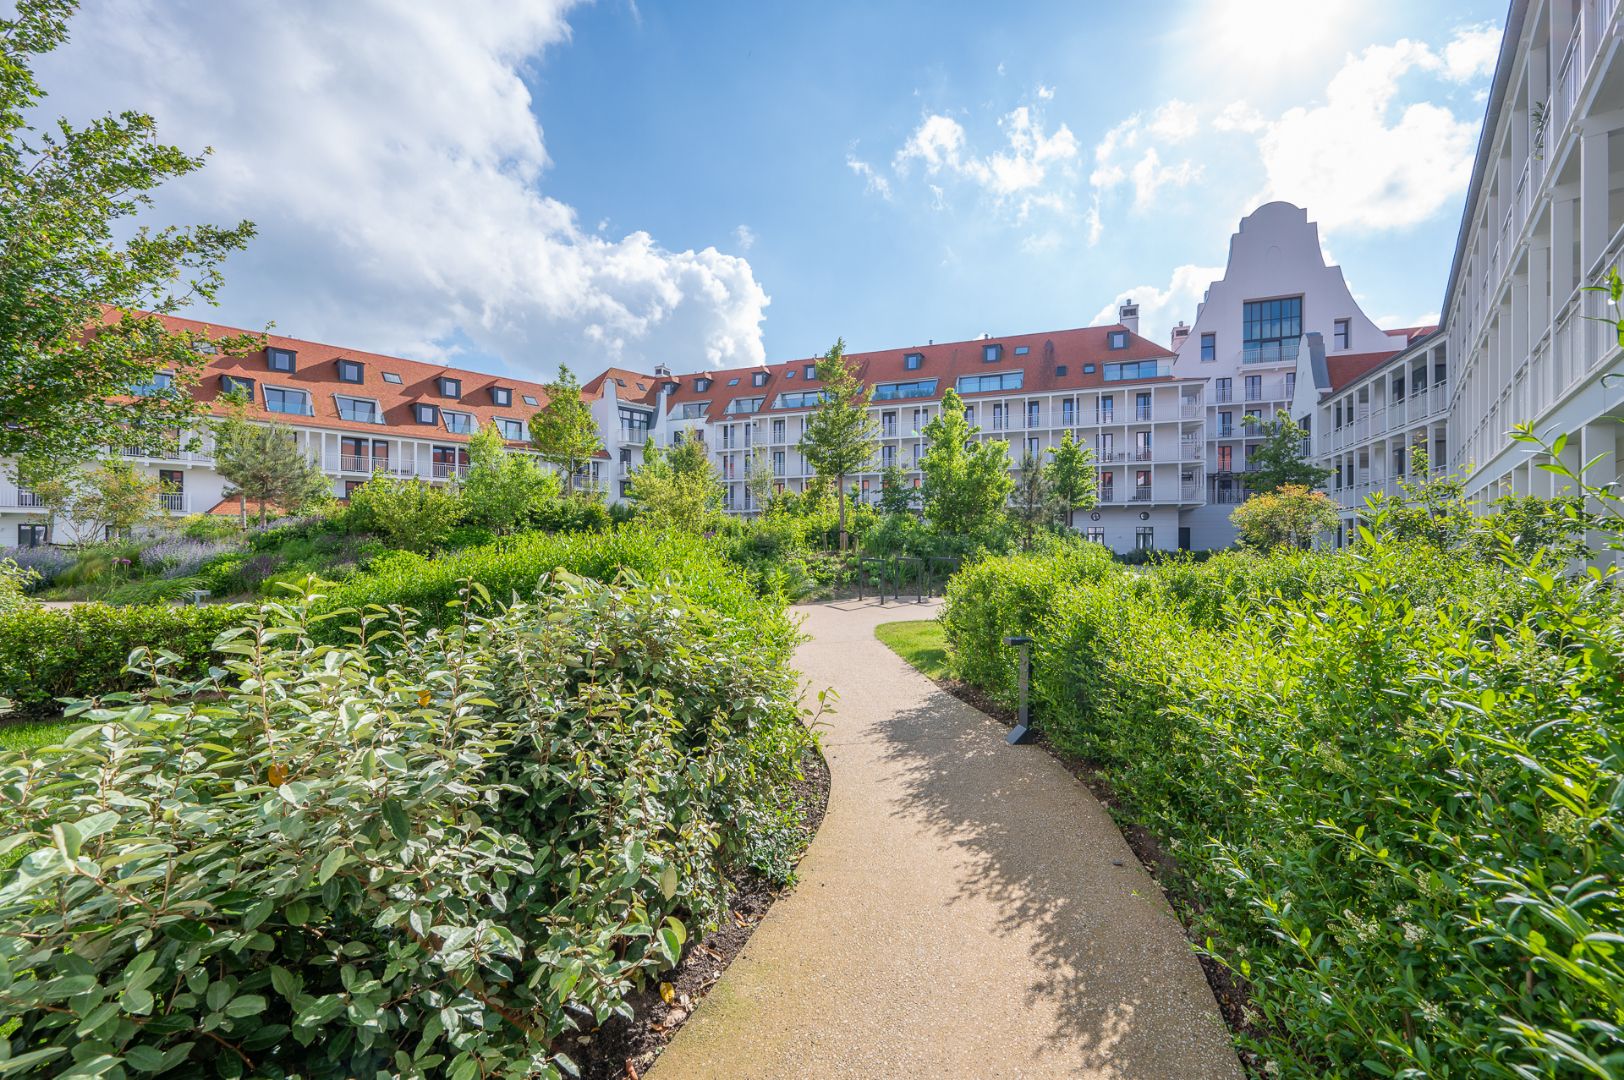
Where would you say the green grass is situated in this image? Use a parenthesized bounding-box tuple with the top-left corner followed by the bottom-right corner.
(875, 619, 951, 681)
(0, 717, 77, 754)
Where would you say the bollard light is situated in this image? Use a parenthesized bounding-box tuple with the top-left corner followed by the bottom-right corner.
(1002, 634, 1035, 744)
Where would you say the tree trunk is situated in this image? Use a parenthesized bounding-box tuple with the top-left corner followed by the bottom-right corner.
(837, 476, 848, 552)
(238, 494, 247, 528)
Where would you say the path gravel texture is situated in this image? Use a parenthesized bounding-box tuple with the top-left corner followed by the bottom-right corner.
(650, 599, 1242, 1079)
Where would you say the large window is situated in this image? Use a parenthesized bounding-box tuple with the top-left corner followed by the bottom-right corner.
(956, 371, 1023, 394)
(1199, 333, 1216, 362)
(619, 406, 652, 441)
(678, 402, 708, 419)
(441, 409, 474, 434)
(264, 386, 312, 415)
(773, 390, 828, 409)
(1135, 526, 1155, 550)
(1242, 296, 1302, 363)
(725, 396, 764, 415)
(873, 379, 938, 401)
(496, 418, 525, 440)
(335, 396, 381, 423)
(1102, 360, 1167, 381)
(130, 371, 174, 397)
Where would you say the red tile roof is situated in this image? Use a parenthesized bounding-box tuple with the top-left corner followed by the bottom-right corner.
(1385, 325, 1439, 345)
(1326, 350, 1401, 393)
(135, 313, 559, 446)
(582, 366, 664, 406)
(664, 325, 1185, 423)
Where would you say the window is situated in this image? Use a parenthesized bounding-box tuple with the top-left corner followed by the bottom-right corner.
(17, 523, 47, 548)
(522, 394, 539, 406)
(1215, 377, 1233, 403)
(1084, 527, 1105, 544)
(414, 403, 438, 425)
(725, 396, 764, 415)
(335, 396, 381, 423)
(1061, 398, 1076, 425)
(1026, 401, 1040, 427)
(727, 378, 740, 386)
(1097, 432, 1114, 458)
(220, 374, 256, 397)
(1135, 469, 1151, 492)
(784, 369, 795, 379)
(264, 386, 312, 415)
(432, 445, 469, 479)
(619, 406, 652, 443)
(679, 401, 709, 419)
(441, 410, 473, 434)
(331, 358, 362, 384)
(772, 418, 785, 442)
(438, 376, 462, 399)
(881, 444, 896, 468)
(267, 347, 297, 373)
(773, 390, 828, 409)
(955, 371, 1024, 394)
(1284, 372, 1296, 398)
(1135, 526, 1155, 550)
(496, 418, 525, 440)
(490, 386, 512, 406)
(1082, 363, 1095, 374)
(1244, 374, 1263, 401)
(1135, 431, 1152, 460)
(1241, 296, 1303, 363)
(803, 364, 817, 379)
(1135, 392, 1152, 421)
(1026, 436, 1040, 456)
(340, 436, 388, 472)
(1200, 333, 1216, 362)
(1108, 331, 1128, 350)
(1014, 345, 1030, 356)
(991, 402, 1007, 430)
(1217, 444, 1233, 471)
(1218, 410, 1233, 437)
(695, 377, 712, 392)
(382, 372, 404, 385)
(752, 371, 768, 387)
(1102, 360, 1166, 381)
(904, 352, 924, 371)
(982, 343, 1002, 363)
(872, 378, 938, 401)
(1055, 364, 1068, 377)
(1099, 395, 1114, 422)
(773, 449, 786, 476)
(130, 371, 174, 397)
(1099, 470, 1114, 496)
(1333, 318, 1351, 350)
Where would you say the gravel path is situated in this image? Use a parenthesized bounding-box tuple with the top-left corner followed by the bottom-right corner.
(649, 598, 1242, 1079)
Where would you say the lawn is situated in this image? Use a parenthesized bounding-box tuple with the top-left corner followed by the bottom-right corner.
(875, 619, 950, 681)
(0, 717, 76, 754)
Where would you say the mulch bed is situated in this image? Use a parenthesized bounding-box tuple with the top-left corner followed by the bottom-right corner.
(573, 747, 831, 1080)
(925, 673, 1265, 1070)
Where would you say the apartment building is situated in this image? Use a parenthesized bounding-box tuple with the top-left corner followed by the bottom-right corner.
(0, 314, 594, 544)
(659, 318, 1208, 551)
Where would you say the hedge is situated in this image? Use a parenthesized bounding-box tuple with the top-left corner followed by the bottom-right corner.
(0, 603, 241, 717)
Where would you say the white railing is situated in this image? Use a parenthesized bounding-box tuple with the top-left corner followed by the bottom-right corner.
(430, 462, 469, 480)
(159, 492, 188, 513)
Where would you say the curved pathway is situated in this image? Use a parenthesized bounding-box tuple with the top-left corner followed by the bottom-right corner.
(651, 599, 1241, 1079)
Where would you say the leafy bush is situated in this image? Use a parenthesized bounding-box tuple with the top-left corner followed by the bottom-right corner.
(179, 513, 245, 541)
(940, 537, 1624, 1076)
(0, 574, 810, 1078)
(531, 493, 612, 534)
(344, 476, 463, 553)
(0, 602, 240, 716)
(0, 559, 36, 616)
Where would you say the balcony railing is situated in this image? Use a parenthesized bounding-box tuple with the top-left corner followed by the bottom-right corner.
(160, 492, 187, 513)
(431, 462, 469, 480)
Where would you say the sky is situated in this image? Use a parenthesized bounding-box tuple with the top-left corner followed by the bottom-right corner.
(26, 0, 1507, 381)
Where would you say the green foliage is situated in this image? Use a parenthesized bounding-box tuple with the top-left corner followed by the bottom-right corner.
(873, 620, 950, 681)
(0, 558, 36, 616)
(0, 573, 811, 1077)
(212, 405, 333, 524)
(344, 475, 464, 554)
(1228, 482, 1339, 550)
(797, 339, 880, 546)
(463, 423, 560, 534)
(1240, 409, 1331, 493)
(527, 365, 602, 493)
(0, 0, 258, 467)
(0, 602, 239, 715)
(1045, 430, 1096, 529)
(918, 389, 1014, 540)
(179, 513, 244, 541)
(1009, 450, 1053, 551)
(63, 458, 168, 543)
(876, 464, 917, 515)
(940, 529, 1624, 1077)
(628, 438, 723, 530)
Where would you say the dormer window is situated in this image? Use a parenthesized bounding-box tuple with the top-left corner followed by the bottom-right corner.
(1014, 345, 1030, 356)
(414, 403, 438, 425)
(752, 371, 768, 387)
(442, 409, 473, 434)
(438, 376, 461, 399)
(335, 395, 382, 423)
(220, 374, 255, 396)
(1108, 331, 1128, 350)
(695, 377, 712, 392)
(267, 347, 296, 373)
(489, 386, 512, 406)
(804, 364, 817, 379)
(336, 358, 364, 384)
(495, 417, 525, 440)
(905, 352, 924, 371)
(982, 343, 1002, 363)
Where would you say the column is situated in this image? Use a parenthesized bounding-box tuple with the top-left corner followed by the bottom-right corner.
(1582, 421, 1620, 566)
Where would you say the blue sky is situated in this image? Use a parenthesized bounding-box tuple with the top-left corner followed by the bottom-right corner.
(33, 0, 1506, 379)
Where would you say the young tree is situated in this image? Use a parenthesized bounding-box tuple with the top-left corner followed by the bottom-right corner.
(213, 409, 332, 525)
(628, 438, 724, 529)
(70, 459, 166, 543)
(347, 475, 463, 553)
(798, 339, 880, 550)
(742, 446, 777, 513)
(1045, 431, 1097, 530)
(877, 464, 917, 515)
(463, 423, 558, 533)
(0, 1, 259, 468)
(1229, 483, 1339, 550)
(1243, 409, 1332, 494)
(1011, 451, 1054, 551)
(528, 365, 602, 494)
(918, 389, 1015, 538)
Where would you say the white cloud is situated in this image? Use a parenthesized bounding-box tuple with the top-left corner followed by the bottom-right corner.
(1375, 311, 1441, 330)
(892, 104, 1079, 216)
(1213, 101, 1267, 134)
(1442, 25, 1501, 82)
(1129, 149, 1203, 211)
(1036, 84, 1055, 101)
(1147, 100, 1198, 142)
(1087, 112, 1202, 224)
(846, 153, 894, 200)
(734, 224, 757, 251)
(1090, 263, 1225, 346)
(32, 0, 769, 375)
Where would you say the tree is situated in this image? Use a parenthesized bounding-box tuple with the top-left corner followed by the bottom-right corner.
(1045, 430, 1097, 530)
(70, 458, 166, 543)
(463, 423, 558, 533)
(1229, 483, 1338, 550)
(528, 365, 601, 494)
(798, 339, 880, 550)
(213, 406, 332, 525)
(1243, 409, 1331, 494)
(1011, 451, 1054, 551)
(347, 475, 463, 553)
(628, 438, 724, 529)
(0, 1, 258, 467)
(918, 389, 1015, 538)
(742, 446, 777, 513)
(877, 464, 917, 515)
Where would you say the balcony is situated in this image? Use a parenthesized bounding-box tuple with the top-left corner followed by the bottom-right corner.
(1180, 400, 1203, 418)
(1133, 447, 1155, 463)
(159, 492, 188, 513)
(1135, 407, 1153, 422)
(431, 462, 469, 480)
(618, 425, 651, 445)
(1130, 487, 1153, 503)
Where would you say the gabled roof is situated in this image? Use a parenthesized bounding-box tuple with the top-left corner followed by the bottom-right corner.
(664, 325, 1185, 423)
(1384, 324, 1440, 345)
(582, 366, 663, 406)
(1325, 350, 1402, 394)
(132, 312, 558, 445)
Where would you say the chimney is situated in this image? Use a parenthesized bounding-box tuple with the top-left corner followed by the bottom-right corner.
(1170, 321, 1190, 350)
(653, 363, 671, 378)
(1118, 299, 1140, 335)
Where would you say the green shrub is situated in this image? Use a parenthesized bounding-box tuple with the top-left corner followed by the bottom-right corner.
(0, 574, 810, 1077)
(344, 475, 463, 552)
(0, 603, 240, 716)
(179, 513, 244, 541)
(0, 558, 35, 616)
